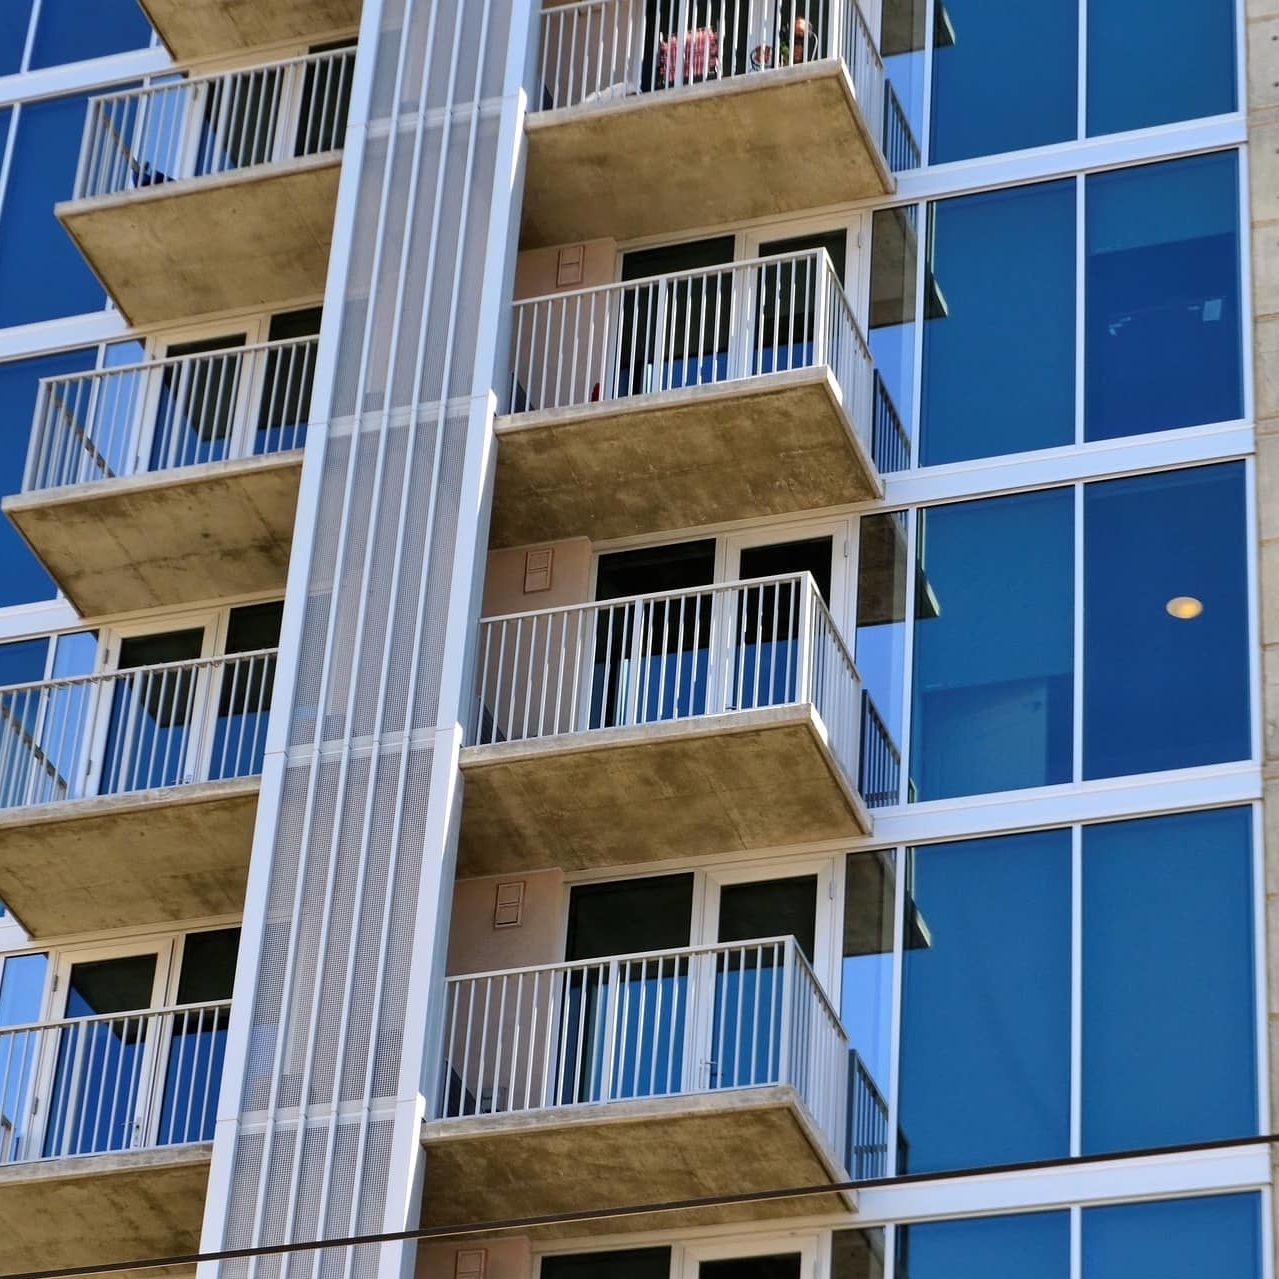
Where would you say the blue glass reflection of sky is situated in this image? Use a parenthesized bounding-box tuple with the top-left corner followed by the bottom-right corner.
(1083, 1194, 1261, 1279)
(0, 4, 33, 75)
(900, 830, 1072, 1173)
(29, 0, 151, 70)
(899, 1211, 1070, 1279)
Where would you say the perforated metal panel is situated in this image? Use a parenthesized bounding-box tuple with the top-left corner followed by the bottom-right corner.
(200, 2, 533, 1276)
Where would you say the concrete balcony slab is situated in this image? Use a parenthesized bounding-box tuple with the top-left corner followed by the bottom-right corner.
(138, 0, 360, 61)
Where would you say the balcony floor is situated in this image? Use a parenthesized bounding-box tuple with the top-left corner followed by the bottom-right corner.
(522, 61, 892, 248)
(4, 452, 302, 616)
(0, 1144, 209, 1277)
(458, 705, 870, 878)
(56, 154, 340, 326)
(138, 0, 359, 60)
(491, 367, 880, 548)
(0, 777, 257, 939)
(420, 1086, 852, 1238)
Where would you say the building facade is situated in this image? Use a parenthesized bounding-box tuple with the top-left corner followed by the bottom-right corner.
(0, 0, 1270, 1277)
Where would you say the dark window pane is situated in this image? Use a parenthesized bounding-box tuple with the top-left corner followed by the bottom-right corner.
(0, 350, 96, 605)
(1082, 808, 1257, 1153)
(177, 928, 240, 1004)
(899, 1212, 1070, 1279)
(1083, 463, 1249, 778)
(899, 832, 1071, 1172)
(921, 182, 1075, 465)
(1086, 153, 1242, 440)
(1088, 0, 1235, 136)
(0, 639, 46, 688)
(543, 1249, 671, 1279)
(911, 489, 1073, 801)
(30, 0, 151, 69)
(0, 96, 108, 326)
(566, 874, 694, 960)
(0, 3, 32, 74)
(929, 0, 1076, 162)
(1084, 1195, 1261, 1279)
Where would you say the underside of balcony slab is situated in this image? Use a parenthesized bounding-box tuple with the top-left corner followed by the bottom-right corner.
(0, 1144, 209, 1278)
(4, 452, 302, 616)
(490, 368, 880, 548)
(56, 155, 340, 326)
(138, 0, 360, 61)
(420, 1086, 852, 1238)
(457, 705, 870, 878)
(521, 61, 893, 248)
(0, 778, 257, 938)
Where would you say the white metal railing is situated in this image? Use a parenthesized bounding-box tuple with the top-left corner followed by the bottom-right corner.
(536, 0, 889, 173)
(73, 46, 355, 200)
(440, 936, 849, 1161)
(471, 572, 866, 787)
(0, 649, 277, 811)
(0, 1002, 230, 1163)
(25, 337, 317, 493)
(509, 248, 875, 453)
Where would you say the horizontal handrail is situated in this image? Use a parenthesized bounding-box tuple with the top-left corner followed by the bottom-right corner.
(26, 337, 317, 493)
(0, 648, 278, 810)
(535, 0, 893, 175)
(509, 248, 875, 458)
(0, 1001, 231, 1163)
(74, 46, 355, 200)
(440, 935, 849, 1161)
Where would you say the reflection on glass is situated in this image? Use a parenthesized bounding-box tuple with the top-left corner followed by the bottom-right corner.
(921, 182, 1075, 465)
(1086, 152, 1242, 440)
(910, 490, 1073, 801)
(1082, 808, 1256, 1154)
(898, 1212, 1070, 1279)
(842, 851, 894, 1178)
(29, 0, 150, 69)
(868, 209, 917, 473)
(1083, 463, 1249, 778)
(0, 952, 47, 1163)
(0, 8, 32, 75)
(929, 0, 1076, 162)
(33, 631, 100, 807)
(1083, 1194, 1261, 1279)
(1087, 0, 1235, 136)
(833, 1229, 884, 1279)
(542, 1248, 672, 1279)
(150, 335, 247, 471)
(211, 603, 281, 780)
(899, 832, 1071, 1173)
(856, 512, 907, 805)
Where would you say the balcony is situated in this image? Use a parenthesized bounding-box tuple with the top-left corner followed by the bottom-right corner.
(0, 1002, 224, 1273)
(458, 573, 896, 877)
(4, 337, 315, 615)
(57, 48, 354, 325)
(139, 0, 360, 62)
(0, 650, 275, 937)
(422, 936, 859, 1233)
(493, 249, 900, 548)
(521, 0, 915, 247)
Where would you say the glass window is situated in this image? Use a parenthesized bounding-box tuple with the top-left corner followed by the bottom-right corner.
(542, 1249, 672, 1279)
(856, 511, 907, 804)
(921, 181, 1075, 465)
(1082, 808, 1256, 1153)
(0, 952, 46, 1025)
(1087, 0, 1235, 137)
(0, 639, 46, 687)
(911, 489, 1073, 801)
(29, 0, 151, 69)
(0, 350, 96, 606)
(1083, 463, 1250, 778)
(1086, 153, 1242, 440)
(0, 96, 108, 328)
(0, 4, 32, 76)
(868, 208, 917, 473)
(899, 831, 1071, 1172)
(1083, 1194, 1261, 1279)
(929, 0, 1076, 163)
(898, 1212, 1070, 1279)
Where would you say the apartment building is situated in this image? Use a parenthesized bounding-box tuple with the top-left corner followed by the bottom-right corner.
(0, 0, 1268, 1277)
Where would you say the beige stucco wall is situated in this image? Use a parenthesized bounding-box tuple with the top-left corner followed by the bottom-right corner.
(482, 538, 593, 616)
(514, 240, 617, 301)
(446, 869, 566, 976)
(416, 1239, 533, 1279)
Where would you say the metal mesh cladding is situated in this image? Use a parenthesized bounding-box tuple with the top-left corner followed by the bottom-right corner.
(208, 0, 529, 1274)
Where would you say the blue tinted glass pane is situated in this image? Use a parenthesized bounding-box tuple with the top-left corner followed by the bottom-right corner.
(0, 639, 45, 687)
(911, 489, 1073, 801)
(1086, 153, 1242, 440)
(929, 0, 1076, 162)
(899, 1212, 1069, 1279)
(1088, 0, 1235, 136)
(0, 350, 96, 606)
(0, 96, 108, 327)
(1084, 1195, 1261, 1279)
(30, 0, 150, 69)
(0, 3, 32, 75)
(921, 182, 1075, 465)
(1083, 463, 1249, 778)
(1082, 808, 1256, 1153)
(900, 832, 1071, 1173)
